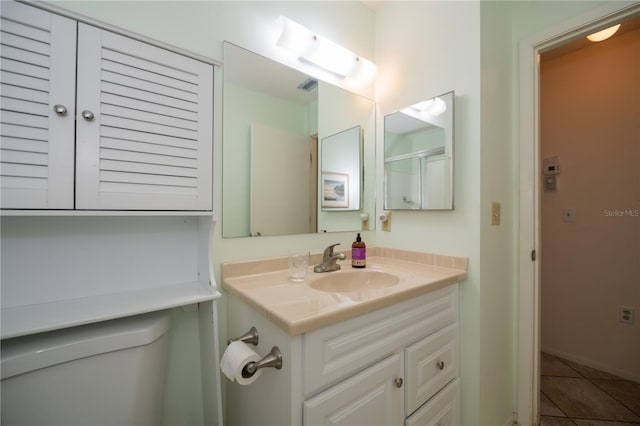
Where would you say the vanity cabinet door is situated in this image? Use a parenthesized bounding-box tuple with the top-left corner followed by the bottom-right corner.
(304, 284, 458, 396)
(304, 353, 404, 426)
(405, 323, 458, 416)
(75, 24, 213, 211)
(405, 378, 460, 426)
(0, 1, 76, 209)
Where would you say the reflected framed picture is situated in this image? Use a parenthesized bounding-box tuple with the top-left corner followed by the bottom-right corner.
(321, 172, 349, 208)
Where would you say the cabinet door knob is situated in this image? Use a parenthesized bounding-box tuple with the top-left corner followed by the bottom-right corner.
(393, 377, 403, 388)
(437, 360, 445, 370)
(53, 104, 67, 116)
(81, 110, 95, 121)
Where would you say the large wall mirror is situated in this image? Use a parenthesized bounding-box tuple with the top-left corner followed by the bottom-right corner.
(384, 91, 454, 210)
(222, 42, 375, 237)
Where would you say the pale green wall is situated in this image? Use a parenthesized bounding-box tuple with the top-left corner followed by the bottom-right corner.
(375, 2, 483, 424)
(163, 308, 205, 425)
(223, 82, 312, 237)
(510, 1, 616, 43)
(479, 2, 514, 424)
(317, 81, 376, 233)
(375, 1, 623, 425)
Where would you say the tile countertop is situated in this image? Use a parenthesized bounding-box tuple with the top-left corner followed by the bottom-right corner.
(221, 247, 468, 336)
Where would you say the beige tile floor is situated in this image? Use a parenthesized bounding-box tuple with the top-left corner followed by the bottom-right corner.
(540, 352, 640, 426)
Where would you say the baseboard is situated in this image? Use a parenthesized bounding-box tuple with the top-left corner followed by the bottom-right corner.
(541, 346, 640, 382)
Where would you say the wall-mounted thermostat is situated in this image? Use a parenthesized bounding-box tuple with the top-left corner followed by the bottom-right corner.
(543, 156, 560, 175)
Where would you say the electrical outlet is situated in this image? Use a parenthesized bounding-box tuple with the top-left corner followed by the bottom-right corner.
(619, 305, 635, 325)
(491, 202, 501, 226)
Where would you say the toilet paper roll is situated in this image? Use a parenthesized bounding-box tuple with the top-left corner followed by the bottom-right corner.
(220, 341, 262, 385)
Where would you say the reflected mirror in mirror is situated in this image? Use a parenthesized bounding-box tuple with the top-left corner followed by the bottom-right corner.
(321, 125, 362, 211)
(222, 42, 375, 237)
(383, 91, 454, 210)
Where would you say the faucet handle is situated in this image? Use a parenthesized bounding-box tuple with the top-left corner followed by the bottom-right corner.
(324, 243, 341, 256)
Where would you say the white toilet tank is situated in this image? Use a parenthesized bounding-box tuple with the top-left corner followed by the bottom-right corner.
(1, 310, 171, 426)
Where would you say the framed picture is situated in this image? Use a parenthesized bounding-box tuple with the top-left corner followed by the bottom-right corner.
(321, 172, 349, 208)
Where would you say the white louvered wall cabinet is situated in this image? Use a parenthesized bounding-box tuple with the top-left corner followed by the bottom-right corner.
(0, 1, 214, 212)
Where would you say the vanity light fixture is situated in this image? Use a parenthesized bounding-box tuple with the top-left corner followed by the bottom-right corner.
(276, 16, 375, 81)
(401, 97, 447, 120)
(413, 98, 447, 115)
(586, 24, 621, 42)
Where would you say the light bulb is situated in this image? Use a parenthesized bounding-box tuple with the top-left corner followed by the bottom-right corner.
(586, 24, 621, 42)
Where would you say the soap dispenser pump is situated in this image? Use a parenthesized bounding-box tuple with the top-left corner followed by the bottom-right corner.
(351, 233, 366, 268)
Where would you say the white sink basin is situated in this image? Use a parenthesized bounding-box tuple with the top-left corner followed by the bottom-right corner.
(310, 270, 400, 293)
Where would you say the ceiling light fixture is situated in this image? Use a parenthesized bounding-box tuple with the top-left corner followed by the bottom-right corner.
(586, 24, 621, 42)
(276, 16, 375, 81)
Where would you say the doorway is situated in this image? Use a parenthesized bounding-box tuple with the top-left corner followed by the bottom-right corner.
(517, 3, 640, 426)
(538, 17, 640, 425)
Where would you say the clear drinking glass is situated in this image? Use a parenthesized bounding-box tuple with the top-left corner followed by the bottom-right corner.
(288, 250, 310, 282)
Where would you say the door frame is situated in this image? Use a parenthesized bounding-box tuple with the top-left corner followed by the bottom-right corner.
(517, 3, 640, 425)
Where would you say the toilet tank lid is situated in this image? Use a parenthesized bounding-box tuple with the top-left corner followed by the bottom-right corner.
(1, 310, 171, 380)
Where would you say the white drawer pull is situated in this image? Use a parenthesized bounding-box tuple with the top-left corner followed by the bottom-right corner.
(437, 360, 445, 370)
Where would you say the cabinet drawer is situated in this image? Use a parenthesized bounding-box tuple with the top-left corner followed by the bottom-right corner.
(405, 323, 458, 416)
(304, 284, 458, 396)
(405, 378, 460, 426)
(303, 353, 403, 426)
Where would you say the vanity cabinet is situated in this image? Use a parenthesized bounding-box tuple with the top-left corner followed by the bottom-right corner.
(226, 283, 460, 426)
(304, 353, 404, 425)
(0, 1, 213, 211)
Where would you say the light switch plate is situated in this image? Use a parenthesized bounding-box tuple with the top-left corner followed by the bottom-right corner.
(545, 176, 557, 191)
(563, 208, 576, 222)
(491, 202, 501, 226)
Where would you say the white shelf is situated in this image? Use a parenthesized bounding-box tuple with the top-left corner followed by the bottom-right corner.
(1, 210, 213, 216)
(1, 281, 221, 340)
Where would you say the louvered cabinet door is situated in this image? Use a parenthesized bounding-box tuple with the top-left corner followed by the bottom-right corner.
(75, 24, 213, 211)
(0, 1, 76, 209)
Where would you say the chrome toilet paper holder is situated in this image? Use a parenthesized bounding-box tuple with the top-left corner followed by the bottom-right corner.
(241, 346, 283, 378)
(227, 326, 259, 346)
(227, 327, 283, 377)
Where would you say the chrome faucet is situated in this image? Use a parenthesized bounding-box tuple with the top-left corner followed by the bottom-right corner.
(314, 243, 346, 273)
